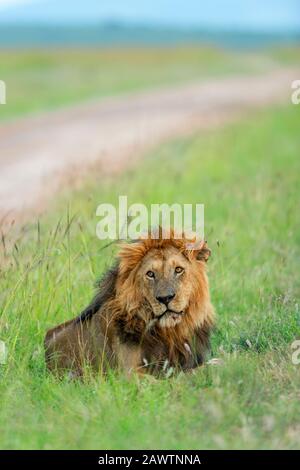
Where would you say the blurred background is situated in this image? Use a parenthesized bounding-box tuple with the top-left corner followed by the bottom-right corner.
(0, 0, 299, 119)
(0, 0, 299, 219)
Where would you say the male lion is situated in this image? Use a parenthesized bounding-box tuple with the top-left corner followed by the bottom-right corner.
(45, 233, 215, 378)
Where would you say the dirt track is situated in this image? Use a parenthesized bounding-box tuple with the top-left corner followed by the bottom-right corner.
(0, 67, 298, 224)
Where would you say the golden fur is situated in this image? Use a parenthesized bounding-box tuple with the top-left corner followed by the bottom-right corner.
(45, 232, 215, 378)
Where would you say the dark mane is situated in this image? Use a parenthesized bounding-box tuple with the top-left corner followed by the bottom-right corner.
(75, 263, 119, 324)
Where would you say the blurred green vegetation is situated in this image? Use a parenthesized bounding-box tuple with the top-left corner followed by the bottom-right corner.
(1, 45, 299, 121)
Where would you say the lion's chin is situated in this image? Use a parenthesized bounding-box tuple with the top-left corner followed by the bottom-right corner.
(159, 313, 183, 328)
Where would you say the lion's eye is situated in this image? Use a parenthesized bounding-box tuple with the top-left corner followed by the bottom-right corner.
(175, 266, 184, 274)
(146, 270, 155, 279)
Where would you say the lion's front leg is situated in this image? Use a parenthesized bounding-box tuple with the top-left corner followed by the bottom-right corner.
(115, 342, 146, 378)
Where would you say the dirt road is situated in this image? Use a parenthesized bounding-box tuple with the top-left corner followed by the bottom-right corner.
(0, 67, 298, 223)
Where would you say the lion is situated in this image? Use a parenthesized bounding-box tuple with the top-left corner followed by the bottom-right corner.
(45, 232, 215, 378)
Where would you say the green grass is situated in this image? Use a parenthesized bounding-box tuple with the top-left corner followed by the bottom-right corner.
(0, 104, 300, 449)
(1, 45, 298, 121)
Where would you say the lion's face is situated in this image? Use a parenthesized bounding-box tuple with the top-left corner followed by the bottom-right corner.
(118, 236, 211, 330)
(135, 246, 201, 327)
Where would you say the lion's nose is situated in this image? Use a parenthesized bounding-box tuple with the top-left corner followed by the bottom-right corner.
(156, 293, 175, 306)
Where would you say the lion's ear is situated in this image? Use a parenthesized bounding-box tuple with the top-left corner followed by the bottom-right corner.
(195, 240, 211, 262)
(118, 240, 147, 275)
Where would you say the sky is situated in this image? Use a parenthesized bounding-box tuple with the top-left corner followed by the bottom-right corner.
(0, 0, 299, 32)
